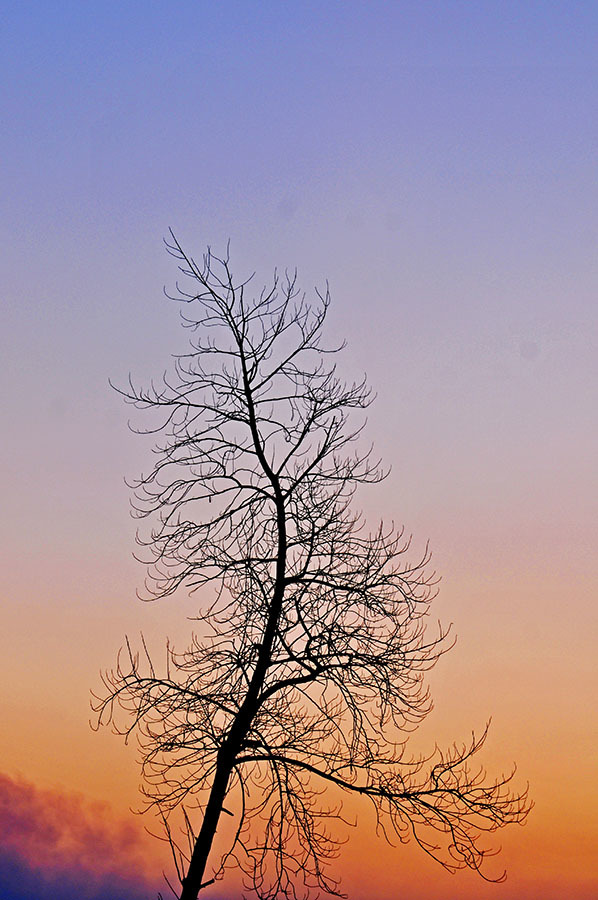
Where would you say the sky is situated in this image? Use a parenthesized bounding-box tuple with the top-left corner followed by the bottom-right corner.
(1, 1, 597, 898)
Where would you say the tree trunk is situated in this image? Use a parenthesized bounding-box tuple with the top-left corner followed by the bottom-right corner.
(179, 756, 232, 899)
(179, 363, 288, 899)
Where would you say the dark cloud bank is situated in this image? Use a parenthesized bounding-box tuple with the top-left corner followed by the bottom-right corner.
(0, 772, 158, 900)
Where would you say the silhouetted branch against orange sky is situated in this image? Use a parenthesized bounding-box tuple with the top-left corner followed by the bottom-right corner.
(93, 236, 531, 900)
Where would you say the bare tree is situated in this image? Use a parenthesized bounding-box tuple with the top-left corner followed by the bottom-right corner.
(94, 236, 530, 900)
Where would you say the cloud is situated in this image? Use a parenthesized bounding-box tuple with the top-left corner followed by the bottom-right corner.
(0, 772, 160, 900)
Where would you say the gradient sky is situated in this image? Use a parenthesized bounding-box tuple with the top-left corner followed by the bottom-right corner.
(1, 2, 597, 898)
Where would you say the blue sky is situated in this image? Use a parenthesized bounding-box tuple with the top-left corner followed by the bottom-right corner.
(1, 3, 597, 898)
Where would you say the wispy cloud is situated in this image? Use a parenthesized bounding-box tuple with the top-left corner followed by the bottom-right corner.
(0, 772, 159, 899)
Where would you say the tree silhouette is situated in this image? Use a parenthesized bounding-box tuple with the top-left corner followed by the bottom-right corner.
(94, 236, 530, 900)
